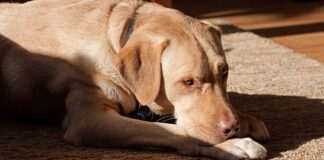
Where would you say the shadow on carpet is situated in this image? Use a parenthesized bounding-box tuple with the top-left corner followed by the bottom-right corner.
(229, 92, 324, 159)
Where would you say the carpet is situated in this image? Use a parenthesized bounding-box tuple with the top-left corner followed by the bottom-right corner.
(0, 20, 323, 160)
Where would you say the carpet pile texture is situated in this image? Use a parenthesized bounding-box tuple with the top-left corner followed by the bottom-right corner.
(0, 20, 323, 159)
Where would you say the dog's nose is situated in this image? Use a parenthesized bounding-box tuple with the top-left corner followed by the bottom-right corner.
(217, 119, 239, 139)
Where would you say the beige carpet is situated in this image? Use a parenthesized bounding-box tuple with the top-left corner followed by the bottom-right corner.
(0, 20, 323, 160)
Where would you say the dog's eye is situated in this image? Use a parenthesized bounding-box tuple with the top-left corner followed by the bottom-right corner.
(183, 79, 194, 86)
(222, 67, 228, 78)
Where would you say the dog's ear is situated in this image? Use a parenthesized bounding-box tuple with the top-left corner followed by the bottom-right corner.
(114, 33, 169, 105)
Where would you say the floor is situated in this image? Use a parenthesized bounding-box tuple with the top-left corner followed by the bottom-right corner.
(173, 0, 324, 63)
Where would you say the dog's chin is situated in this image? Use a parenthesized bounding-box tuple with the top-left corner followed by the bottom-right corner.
(177, 122, 227, 146)
(148, 104, 174, 115)
(150, 108, 169, 115)
(189, 130, 227, 146)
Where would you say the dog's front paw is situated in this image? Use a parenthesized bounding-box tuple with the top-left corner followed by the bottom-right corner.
(238, 113, 270, 142)
(218, 138, 267, 160)
(178, 138, 267, 160)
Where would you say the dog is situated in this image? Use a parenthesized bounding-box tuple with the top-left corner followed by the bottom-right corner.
(0, 0, 269, 159)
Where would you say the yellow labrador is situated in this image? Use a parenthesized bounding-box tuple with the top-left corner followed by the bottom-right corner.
(0, 0, 269, 159)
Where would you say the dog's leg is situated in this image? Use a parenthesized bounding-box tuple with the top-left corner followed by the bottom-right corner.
(63, 85, 266, 159)
(237, 112, 270, 142)
(63, 85, 190, 148)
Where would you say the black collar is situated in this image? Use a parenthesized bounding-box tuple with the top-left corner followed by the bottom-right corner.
(129, 104, 176, 124)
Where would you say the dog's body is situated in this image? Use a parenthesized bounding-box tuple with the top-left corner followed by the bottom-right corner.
(0, 0, 269, 159)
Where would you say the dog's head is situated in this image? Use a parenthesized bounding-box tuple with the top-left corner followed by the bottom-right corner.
(114, 6, 239, 145)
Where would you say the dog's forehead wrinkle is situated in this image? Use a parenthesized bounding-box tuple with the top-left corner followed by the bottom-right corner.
(162, 38, 221, 82)
(182, 25, 223, 72)
(184, 18, 223, 62)
(189, 36, 224, 80)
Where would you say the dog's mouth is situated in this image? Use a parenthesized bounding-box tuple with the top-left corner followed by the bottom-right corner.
(129, 105, 176, 123)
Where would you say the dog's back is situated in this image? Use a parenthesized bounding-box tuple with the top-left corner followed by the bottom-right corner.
(0, 0, 98, 114)
(0, 2, 17, 11)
